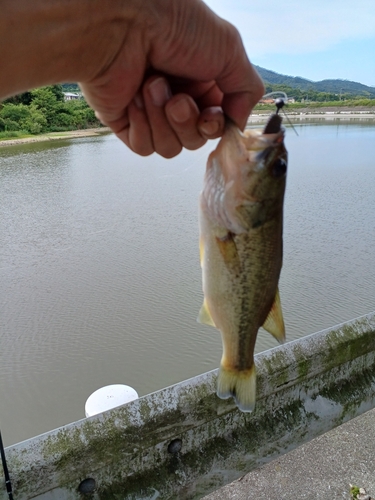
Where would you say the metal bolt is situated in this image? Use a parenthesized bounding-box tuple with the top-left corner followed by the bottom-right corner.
(78, 477, 96, 494)
(167, 438, 182, 454)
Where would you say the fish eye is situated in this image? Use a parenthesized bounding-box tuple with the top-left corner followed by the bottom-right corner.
(271, 158, 287, 178)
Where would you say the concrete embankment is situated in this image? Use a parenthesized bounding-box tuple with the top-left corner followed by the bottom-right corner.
(204, 407, 375, 499)
(249, 106, 375, 125)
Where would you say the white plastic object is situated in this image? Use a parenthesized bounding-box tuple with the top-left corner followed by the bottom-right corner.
(85, 384, 139, 417)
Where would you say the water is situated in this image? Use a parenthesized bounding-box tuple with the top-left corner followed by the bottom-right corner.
(0, 122, 374, 446)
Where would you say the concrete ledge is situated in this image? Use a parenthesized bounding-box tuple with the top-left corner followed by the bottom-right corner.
(1, 312, 375, 499)
(203, 407, 375, 499)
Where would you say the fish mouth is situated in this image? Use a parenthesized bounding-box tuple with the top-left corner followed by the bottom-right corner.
(263, 114, 283, 134)
(255, 115, 286, 165)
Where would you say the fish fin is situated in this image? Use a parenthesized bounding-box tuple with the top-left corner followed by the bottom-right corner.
(199, 237, 204, 267)
(262, 287, 285, 344)
(217, 365, 256, 413)
(215, 233, 241, 274)
(197, 300, 216, 327)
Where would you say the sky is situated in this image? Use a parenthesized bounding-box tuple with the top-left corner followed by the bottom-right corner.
(204, 0, 375, 87)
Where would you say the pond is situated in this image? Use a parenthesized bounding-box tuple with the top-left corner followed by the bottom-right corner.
(0, 121, 374, 445)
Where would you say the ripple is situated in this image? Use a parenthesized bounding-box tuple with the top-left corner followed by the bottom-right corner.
(1, 126, 375, 445)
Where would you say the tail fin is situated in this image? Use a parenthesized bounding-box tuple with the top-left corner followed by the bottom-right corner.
(216, 365, 256, 412)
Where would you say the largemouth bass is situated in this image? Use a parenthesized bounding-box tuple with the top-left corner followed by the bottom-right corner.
(198, 114, 287, 412)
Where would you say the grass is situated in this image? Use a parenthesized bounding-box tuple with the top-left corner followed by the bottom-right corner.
(0, 130, 34, 140)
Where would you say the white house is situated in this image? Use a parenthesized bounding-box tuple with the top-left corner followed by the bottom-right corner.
(63, 92, 80, 101)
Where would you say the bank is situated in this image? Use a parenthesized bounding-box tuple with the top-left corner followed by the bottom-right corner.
(0, 127, 110, 147)
(1, 106, 374, 149)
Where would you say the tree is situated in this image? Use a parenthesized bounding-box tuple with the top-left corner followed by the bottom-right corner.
(3, 91, 33, 106)
(0, 102, 47, 133)
(0, 85, 100, 134)
(50, 84, 65, 102)
(30, 86, 63, 129)
(22, 104, 47, 134)
(0, 103, 29, 131)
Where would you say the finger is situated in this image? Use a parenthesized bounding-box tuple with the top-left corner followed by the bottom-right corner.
(195, 83, 223, 111)
(165, 95, 206, 151)
(118, 93, 154, 156)
(95, 110, 129, 135)
(148, 9, 264, 131)
(198, 106, 225, 140)
(143, 76, 182, 159)
(215, 26, 265, 129)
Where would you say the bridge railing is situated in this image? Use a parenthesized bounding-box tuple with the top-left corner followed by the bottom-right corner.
(1, 312, 375, 499)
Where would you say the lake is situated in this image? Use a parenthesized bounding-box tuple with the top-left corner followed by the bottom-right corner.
(1, 121, 374, 446)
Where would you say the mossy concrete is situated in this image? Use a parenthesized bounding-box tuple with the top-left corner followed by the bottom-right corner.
(1, 312, 375, 499)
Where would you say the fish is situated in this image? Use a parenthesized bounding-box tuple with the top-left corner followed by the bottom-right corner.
(198, 114, 287, 412)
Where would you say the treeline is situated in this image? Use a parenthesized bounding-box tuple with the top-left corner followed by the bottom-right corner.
(255, 65, 375, 98)
(263, 83, 375, 103)
(0, 84, 100, 136)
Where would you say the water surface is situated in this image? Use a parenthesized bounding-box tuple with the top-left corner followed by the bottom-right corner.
(1, 122, 374, 445)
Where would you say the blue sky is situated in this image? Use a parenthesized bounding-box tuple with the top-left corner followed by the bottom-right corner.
(205, 0, 375, 87)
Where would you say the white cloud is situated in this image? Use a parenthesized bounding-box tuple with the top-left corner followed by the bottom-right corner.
(204, 0, 375, 56)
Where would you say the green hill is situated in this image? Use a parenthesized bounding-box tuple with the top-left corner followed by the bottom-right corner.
(254, 66, 375, 98)
(62, 74, 375, 99)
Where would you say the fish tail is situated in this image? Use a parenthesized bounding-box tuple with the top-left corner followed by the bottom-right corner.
(217, 364, 256, 412)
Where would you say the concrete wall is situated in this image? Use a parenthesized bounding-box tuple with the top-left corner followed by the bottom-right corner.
(1, 312, 375, 499)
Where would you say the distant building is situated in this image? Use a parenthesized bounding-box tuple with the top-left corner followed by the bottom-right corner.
(63, 92, 80, 101)
(258, 98, 275, 104)
(287, 97, 296, 103)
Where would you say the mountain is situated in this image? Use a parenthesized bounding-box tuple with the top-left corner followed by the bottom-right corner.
(254, 66, 375, 97)
(62, 70, 375, 99)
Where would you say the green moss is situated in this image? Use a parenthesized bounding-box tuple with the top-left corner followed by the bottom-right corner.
(323, 320, 375, 369)
(262, 350, 290, 387)
(318, 358, 375, 426)
(290, 344, 312, 380)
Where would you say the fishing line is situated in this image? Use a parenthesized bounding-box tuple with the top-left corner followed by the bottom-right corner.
(262, 92, 299, 136)
(274, 98, 299, 136)
(0, 429, 14, 499)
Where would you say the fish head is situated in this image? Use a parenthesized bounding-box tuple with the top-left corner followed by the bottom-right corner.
(202, 114, 287, 233)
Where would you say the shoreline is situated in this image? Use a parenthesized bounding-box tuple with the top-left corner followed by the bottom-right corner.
(0, 127, 111, 148)
(1, 108, 374, 148)
(249, 109, 375, 124)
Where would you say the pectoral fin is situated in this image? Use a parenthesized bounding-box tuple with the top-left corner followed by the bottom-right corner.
(263, 288, 285, 343)
(197, 299, 216, 327)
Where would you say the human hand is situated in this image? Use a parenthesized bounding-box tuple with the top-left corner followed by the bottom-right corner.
(79, 0, 264, 158)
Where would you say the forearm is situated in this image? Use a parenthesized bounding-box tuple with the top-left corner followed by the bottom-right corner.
(0, 0, 135, 100)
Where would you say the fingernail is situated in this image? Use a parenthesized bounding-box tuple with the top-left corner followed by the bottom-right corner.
(168, 98, 191, 123)
(199, 120, 219, 136)
(149, 77, 171, 107)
